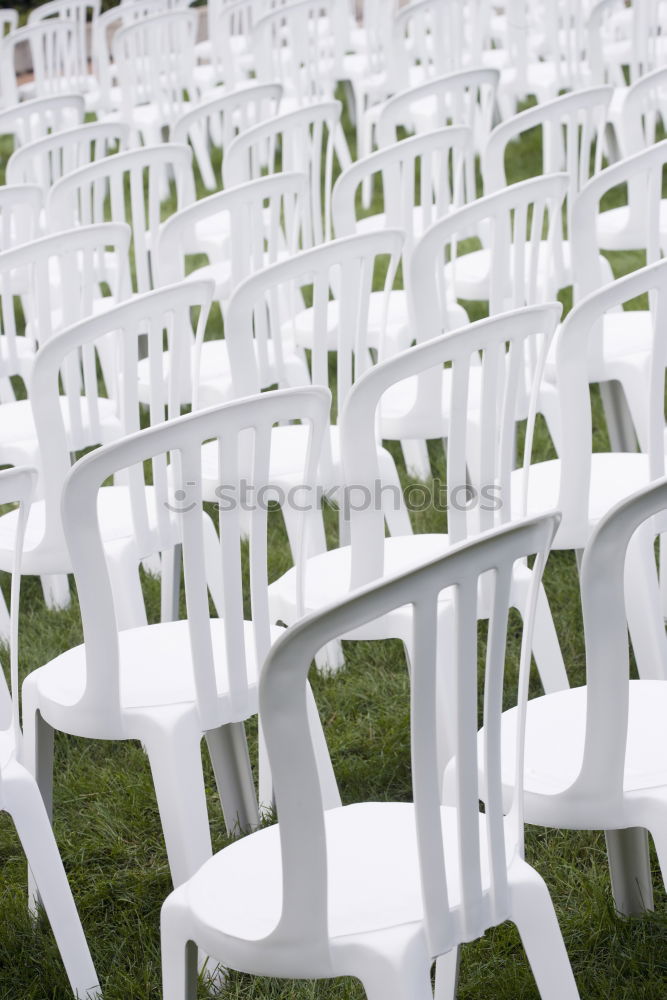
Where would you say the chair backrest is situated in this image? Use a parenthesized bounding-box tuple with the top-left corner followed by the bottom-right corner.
(224, 229, 404, 411)
(340, 302, 561, 585)
(569, 475, 667, 804)
(205, 0, 259, 90)
(555, 259, 667, 543)
(0, 184, 43, 251)
(570, 139, 667, 298)
(0, 222, 131, 399)
(0, 94, 84, 152)
(60, 384, 329, 729)
(259, 510, 559, 958)
(28, 0, 101, 77)
(112, 9, 199, 125)
(251, 0, 341, 103)
(6, 121, 130, 194)
(332, 127, 474, 257)
(223, 101, 341, 244)
(621, 66, 667, 155)
(0, 467, 37, 797)
(483, 87, 611, 234)
(47, 143, 195, 293)
(410, 173, 570, 329)
(376, 67, 499, 151)
(171, 83, 282, 193)
(0, 21, 79, 106)
(155, 172, 311, 301)
(30, 278, 213, 570)
(538, 0, 590, 92)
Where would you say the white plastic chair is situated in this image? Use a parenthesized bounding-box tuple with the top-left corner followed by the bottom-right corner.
(0, 94, 84, 153)
(569, 139, 667, 451)
(473, 475, 667, 923)
(0, 184, 43, 250)
(376, 67, 499, 153)
(197, 0, 258, 92)
(153, 172, 311, 406)
(22, 384, 331, 888)
(0, 278, 212, 632)
(483, 87, 612, 286)
(6, 121, 130, 195)
(170, 83, 282, 193)
(269, 303, 570, 702)
(222, 230, 412, 553)
(0, 465, 100, 999)
(0, 21, 79, 107)
(161, 510, 580, 1000)
(331, 127, 475, 362)
(395, 174, 569, 479)
(28, 0, 101, 110)
(223, 101, 341, 244)
(108, 9, 200, 146)
(47, 143, 196, 294)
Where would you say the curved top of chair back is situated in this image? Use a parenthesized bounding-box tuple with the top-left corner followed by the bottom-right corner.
(376, 67, 499, 149)
(555, 258, 667, 543)
(0, 221, 131, 387)
(0, 9, 18, 36)
(225, 228, 404, 409)
(223, 100, 341, 243)
(156, 171, 310, 302)
(259, 510, 559, 960)
(570, 138, 667, 298)
(411, 173, 569, 333)
(0, 93, 84, 151)
(572, 476, 667, 802)
(0, 184, 43, 252)
(341, 302, 562, 585)
(0, 466, 37, 769)
(621, 65, 667, 156)
(251, 0, 341, 102)
(7, 120, 130, 194)
(332, 127, 474, 256)
(112, 8, 199, 123)
(171, 83, 283, 192)
(483, 86, 611, 231)
(62, 384, 329, 731)
(47, 142, 195, 293)
(30, 277, 213, 574)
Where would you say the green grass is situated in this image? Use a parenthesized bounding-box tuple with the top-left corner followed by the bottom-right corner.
(1, 99, 666, 1000)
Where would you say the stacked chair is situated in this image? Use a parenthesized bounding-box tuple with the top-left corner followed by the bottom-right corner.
(2, 1, 667, 998)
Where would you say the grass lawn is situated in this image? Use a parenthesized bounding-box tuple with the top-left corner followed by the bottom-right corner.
(1, 100, 667, 999)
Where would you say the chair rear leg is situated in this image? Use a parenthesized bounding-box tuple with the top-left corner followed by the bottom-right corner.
(161, 890, 199, 1000)
(205, 722, 259, 835)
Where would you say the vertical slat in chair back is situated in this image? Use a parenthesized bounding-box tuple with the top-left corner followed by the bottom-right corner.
(7, 122, 130, 194)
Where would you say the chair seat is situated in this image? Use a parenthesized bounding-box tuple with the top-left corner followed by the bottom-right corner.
(0, 484, 170, 575)
(510, 452, 651, 549)
(596, 199, 667, 251)
(182, 800, 507, 952)
(0, 396, 120, 454)
(446, 240, 572, 301)
(482, 680, 667, 828)
(27, 617, 278, 727)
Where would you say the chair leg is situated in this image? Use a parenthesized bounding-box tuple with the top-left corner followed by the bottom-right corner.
(434, 948, 459, 1000)
(107, 548, 148, 630)
(604, 828, 654, 916)
(510, 571, 569, 694)
(344, 930, 434, 1000)
(377, 448, 412, 536)
(141, 712, 213, 887)
(4, 762, 100, 999)
(599, 380, 637, 453)
(21, 699, 55, 914)
(161, 545, 182, 623)
(41, 574, 71, 610)
(205, 722, 259, 836)
(161, 889, 199, 1000)
(509, 865, 580, 1000)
